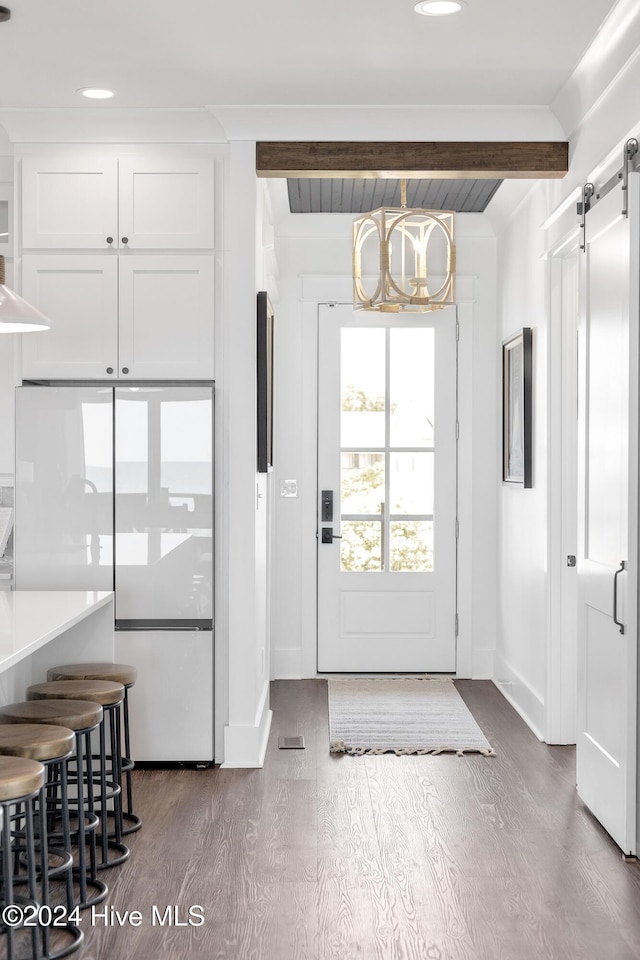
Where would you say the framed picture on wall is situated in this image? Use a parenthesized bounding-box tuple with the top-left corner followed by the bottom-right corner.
(502, 327, 532, 487)
(257, 291, 274, 473)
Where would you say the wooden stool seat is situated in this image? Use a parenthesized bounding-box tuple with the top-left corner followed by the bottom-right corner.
(0, 699, 104, 731)
(0, 723, 75, 762)
(48, 662, 137, 688)
(28, 679, 125, 707)
(0, 754, 45, 801)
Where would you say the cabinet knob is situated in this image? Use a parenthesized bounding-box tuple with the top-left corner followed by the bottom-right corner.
(106, 236, 114, 245)
(121, 237, 129, 244)
(106, 367, 114, 375)
(122, 367, 129, 375)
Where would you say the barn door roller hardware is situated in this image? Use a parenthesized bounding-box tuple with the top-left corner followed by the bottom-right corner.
(622, 138, 639, 217)
(578, 183, 594, 252)
(578, 138, 640, 250)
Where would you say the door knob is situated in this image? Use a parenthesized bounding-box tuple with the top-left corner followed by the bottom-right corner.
(121, 237, 129, 244)
(121, 367, 129, 375)
(321, 527, 342, 544)
(106, 236, 113, 244)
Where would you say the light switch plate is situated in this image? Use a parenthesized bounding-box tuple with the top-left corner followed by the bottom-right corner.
(280, 479, 298, 498)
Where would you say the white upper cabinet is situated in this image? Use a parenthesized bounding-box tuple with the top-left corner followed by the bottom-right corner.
(22, 155, 214, 250)
(22, 158, 118, 249)
(21, 255, 119, 379)
(118, 256, 214, 379)
(20, 150, 215, 380)
(21, 254, 214, 380)
(118, 158, 214, 249)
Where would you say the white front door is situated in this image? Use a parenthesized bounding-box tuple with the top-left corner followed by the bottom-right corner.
(576, 177, 639, 854)
(317, 304, 457, 672)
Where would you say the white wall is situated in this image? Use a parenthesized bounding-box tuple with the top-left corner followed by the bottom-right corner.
(219, 141, 273, 767)
(269, 200, 498, 680)
(494, 184, 549, 737)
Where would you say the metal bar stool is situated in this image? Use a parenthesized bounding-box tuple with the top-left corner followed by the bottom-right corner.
(46, 663, 141, 835)
(0, 700, 108, 911)
(0, 755, 45, 960)
(0, 725, 83, 960)
(26, 681, 130, 873)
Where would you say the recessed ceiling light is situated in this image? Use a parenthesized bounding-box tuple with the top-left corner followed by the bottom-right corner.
(414, 0, 465, 15)
(77, 87, 115, 100)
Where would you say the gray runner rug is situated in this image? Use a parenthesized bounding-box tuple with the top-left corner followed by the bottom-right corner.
(328, 677, 496, 756)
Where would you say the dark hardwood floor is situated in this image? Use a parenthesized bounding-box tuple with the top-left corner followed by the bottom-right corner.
(80, 680, 640, 959)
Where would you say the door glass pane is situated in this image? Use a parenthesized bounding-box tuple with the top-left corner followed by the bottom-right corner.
(341, 452, 384, 514)
(340, 520, 381, 572)
(390, 521, 433, 572)
(390, 453, 434, 514)
(341, 328, 386, 447)
(390, 328, 435, 447)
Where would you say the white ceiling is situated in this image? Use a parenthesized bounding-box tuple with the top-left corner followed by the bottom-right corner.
(0, 0, 619, 110)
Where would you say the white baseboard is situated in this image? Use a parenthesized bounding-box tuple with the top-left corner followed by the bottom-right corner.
(493, 651, 545, 741)
(221, 683, 273, 768)
(272, 647, 302, 680)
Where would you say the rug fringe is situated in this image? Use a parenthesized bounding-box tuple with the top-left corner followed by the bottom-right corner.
(329, 741, 497, 757)
(328, 674, 453, 683)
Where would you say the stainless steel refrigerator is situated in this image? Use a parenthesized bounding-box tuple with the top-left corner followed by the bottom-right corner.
(15, 383, 214, 762)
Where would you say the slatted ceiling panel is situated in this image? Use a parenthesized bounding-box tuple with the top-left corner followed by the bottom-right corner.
(286, 178, 503, 213)
(476, 179, 502, 210)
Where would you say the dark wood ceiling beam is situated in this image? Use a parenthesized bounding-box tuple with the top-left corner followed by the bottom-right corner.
(256, 141, 568, 179)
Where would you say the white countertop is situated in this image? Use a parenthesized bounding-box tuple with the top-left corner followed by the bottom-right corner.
(0, 591, 113, 674)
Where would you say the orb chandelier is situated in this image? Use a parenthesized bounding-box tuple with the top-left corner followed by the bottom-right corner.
(353, 180, 456, 313)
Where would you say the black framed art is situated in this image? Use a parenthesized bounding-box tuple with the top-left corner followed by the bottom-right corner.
(502, 327, 532, 487)
(257, 291, 274, 473)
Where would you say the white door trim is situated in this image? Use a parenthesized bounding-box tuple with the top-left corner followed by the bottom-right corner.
(545, 247, 580, 744)
(293, 274, 478, 679)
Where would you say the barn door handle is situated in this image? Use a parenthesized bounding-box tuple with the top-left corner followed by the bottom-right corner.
(613, 560, 626, 635)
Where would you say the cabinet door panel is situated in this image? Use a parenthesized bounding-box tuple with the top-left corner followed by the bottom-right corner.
(22, 157, 118, 249)
(118, 157, 214, 249)
(21, 255, 118, 379)
(118, 256, 214, 378)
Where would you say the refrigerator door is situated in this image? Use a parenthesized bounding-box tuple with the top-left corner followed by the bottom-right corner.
(15, 386, 114, 590)
(114, 386, 213, 626)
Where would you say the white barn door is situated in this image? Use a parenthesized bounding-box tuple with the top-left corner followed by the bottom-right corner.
(576, 176, 639, 855)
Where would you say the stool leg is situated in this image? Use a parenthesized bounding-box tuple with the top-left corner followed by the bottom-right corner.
(111, 705, 124, 847)
(98, 718, 109, 867)
(1, 803, 15, 960)
(95, 705, 129, 870)
(84, 732, 97, 885)
(24, 798, 40, 960)
(58, 758, 75, 916)
(71, 730, 107, 910)
(37, 784, 51, 959)
(121, 688, 141, 835)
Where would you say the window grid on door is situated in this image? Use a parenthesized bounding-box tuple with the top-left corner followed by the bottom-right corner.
(339, 325, 435, 573)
